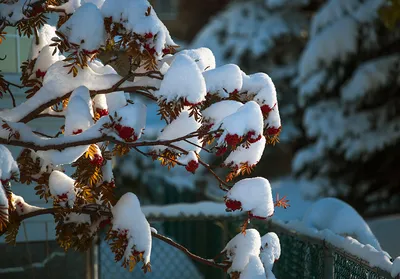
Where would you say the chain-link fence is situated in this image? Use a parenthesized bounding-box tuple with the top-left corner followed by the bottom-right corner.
(97, 217, 396, 279)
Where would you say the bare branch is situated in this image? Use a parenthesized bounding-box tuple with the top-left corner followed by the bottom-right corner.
(0, 130, 218, 151)
(15, 206, 227, 270)
(20, 85, 157, 123)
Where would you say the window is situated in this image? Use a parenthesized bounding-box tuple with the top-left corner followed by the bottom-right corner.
(153, 0, 178, 20)
(0, 27, 31, 73)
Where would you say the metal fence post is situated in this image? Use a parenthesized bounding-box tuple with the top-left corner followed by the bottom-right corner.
(323, 243, 334, 279)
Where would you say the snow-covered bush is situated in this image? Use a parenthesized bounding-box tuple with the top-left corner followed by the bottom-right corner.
(0, 1, 285, 276)
(293, 0, 400, 216)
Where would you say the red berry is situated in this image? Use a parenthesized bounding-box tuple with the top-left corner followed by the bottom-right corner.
(185, 160, 199, 174)
(216, 146, 227, 156)
(162, 48, 171, 55)
(267, 126, 281, 135)
(118, 229, 128, 238)
(225, 134, 241, 147)
(99, 218, 111, 229)
(0, 179, 9, 185)
(261, 104, 272, 116)
(90, 154, 104, 166)
(248, 211, 267, 220)
(96, 108, 109, 117)
(35, 69, 46, 79)
(72, 129, 83, 135)
(183, 99, 200, 106)
(57, 193, 68, 200)
(144, 32, 153, 39)
(230, 89, 239, 95)
(120, 126, 135, 140)
(83, 49, 98, 55)
(144, 44, 156, 55)
(247, 131, 262, 143)
(225, 199, 242, 211)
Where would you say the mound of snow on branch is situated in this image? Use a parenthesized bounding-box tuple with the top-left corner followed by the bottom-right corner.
(49, 170, 76, 208)
(225, 177, 274, 219)
(155, 54, 206, 105)
(222, 229, 262, 274)
(59, 3, 106, 52)
(111, 192, 152, 265)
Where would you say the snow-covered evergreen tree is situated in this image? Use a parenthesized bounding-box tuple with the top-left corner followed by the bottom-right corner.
(191, 0, 323, 146)
(293, 0, 400, 216)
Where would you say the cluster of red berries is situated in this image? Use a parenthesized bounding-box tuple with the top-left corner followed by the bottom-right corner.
(266, 126, 280, 135)
(57, 193, 69, 201)
(35, 69, 46, 79)
(90, 154, 104, 166)
(248, 211, 268, 220)
(185, 160, 199, 173)
(96, 108, 109, 117)
(143, 32, 172, 56)
(216, 146, 228, 156)
(72, 129, 83, 135)
(260, 104, 272, 116)
(183, 98, 201, 107)
(0, 179, 9, 185)
(114, 124, 138, 142)
(247, 130, 262, 143)
(225, 133, 241, 147)
(82, 49, 99, 56)
(225, 199, 242, 211)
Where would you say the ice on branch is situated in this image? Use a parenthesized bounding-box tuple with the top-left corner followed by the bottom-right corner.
(201, 100, 243, 127)
(222, 229, 262, 275)
(101, 0, 176, 58)
(216, 101, 263, 148)
(49, 170, 76, 208)
(59, 3, 106, 52)
(303, 198, 384, 252)
(153, 110, 201, 154)
(111, 193, 152, 270)
(224, 136, 266, 169)
(155, 54, 206, 105)
(174, 47, 216, 72)
(203, 64, 242, 97)
(112, 103, 146, 142)
(225, 177, 274, 219)
(31, 24, 58, 60)
(12, 195, 43, 215)
(260, 232, 280, 278)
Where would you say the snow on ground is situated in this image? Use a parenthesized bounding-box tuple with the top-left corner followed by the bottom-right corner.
(302, 197, 384, 251)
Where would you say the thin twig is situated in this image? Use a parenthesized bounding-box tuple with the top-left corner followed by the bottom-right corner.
(198, 158, 230, 191)
(183, 139, 212, 153)
(15, 206, 227, 270)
